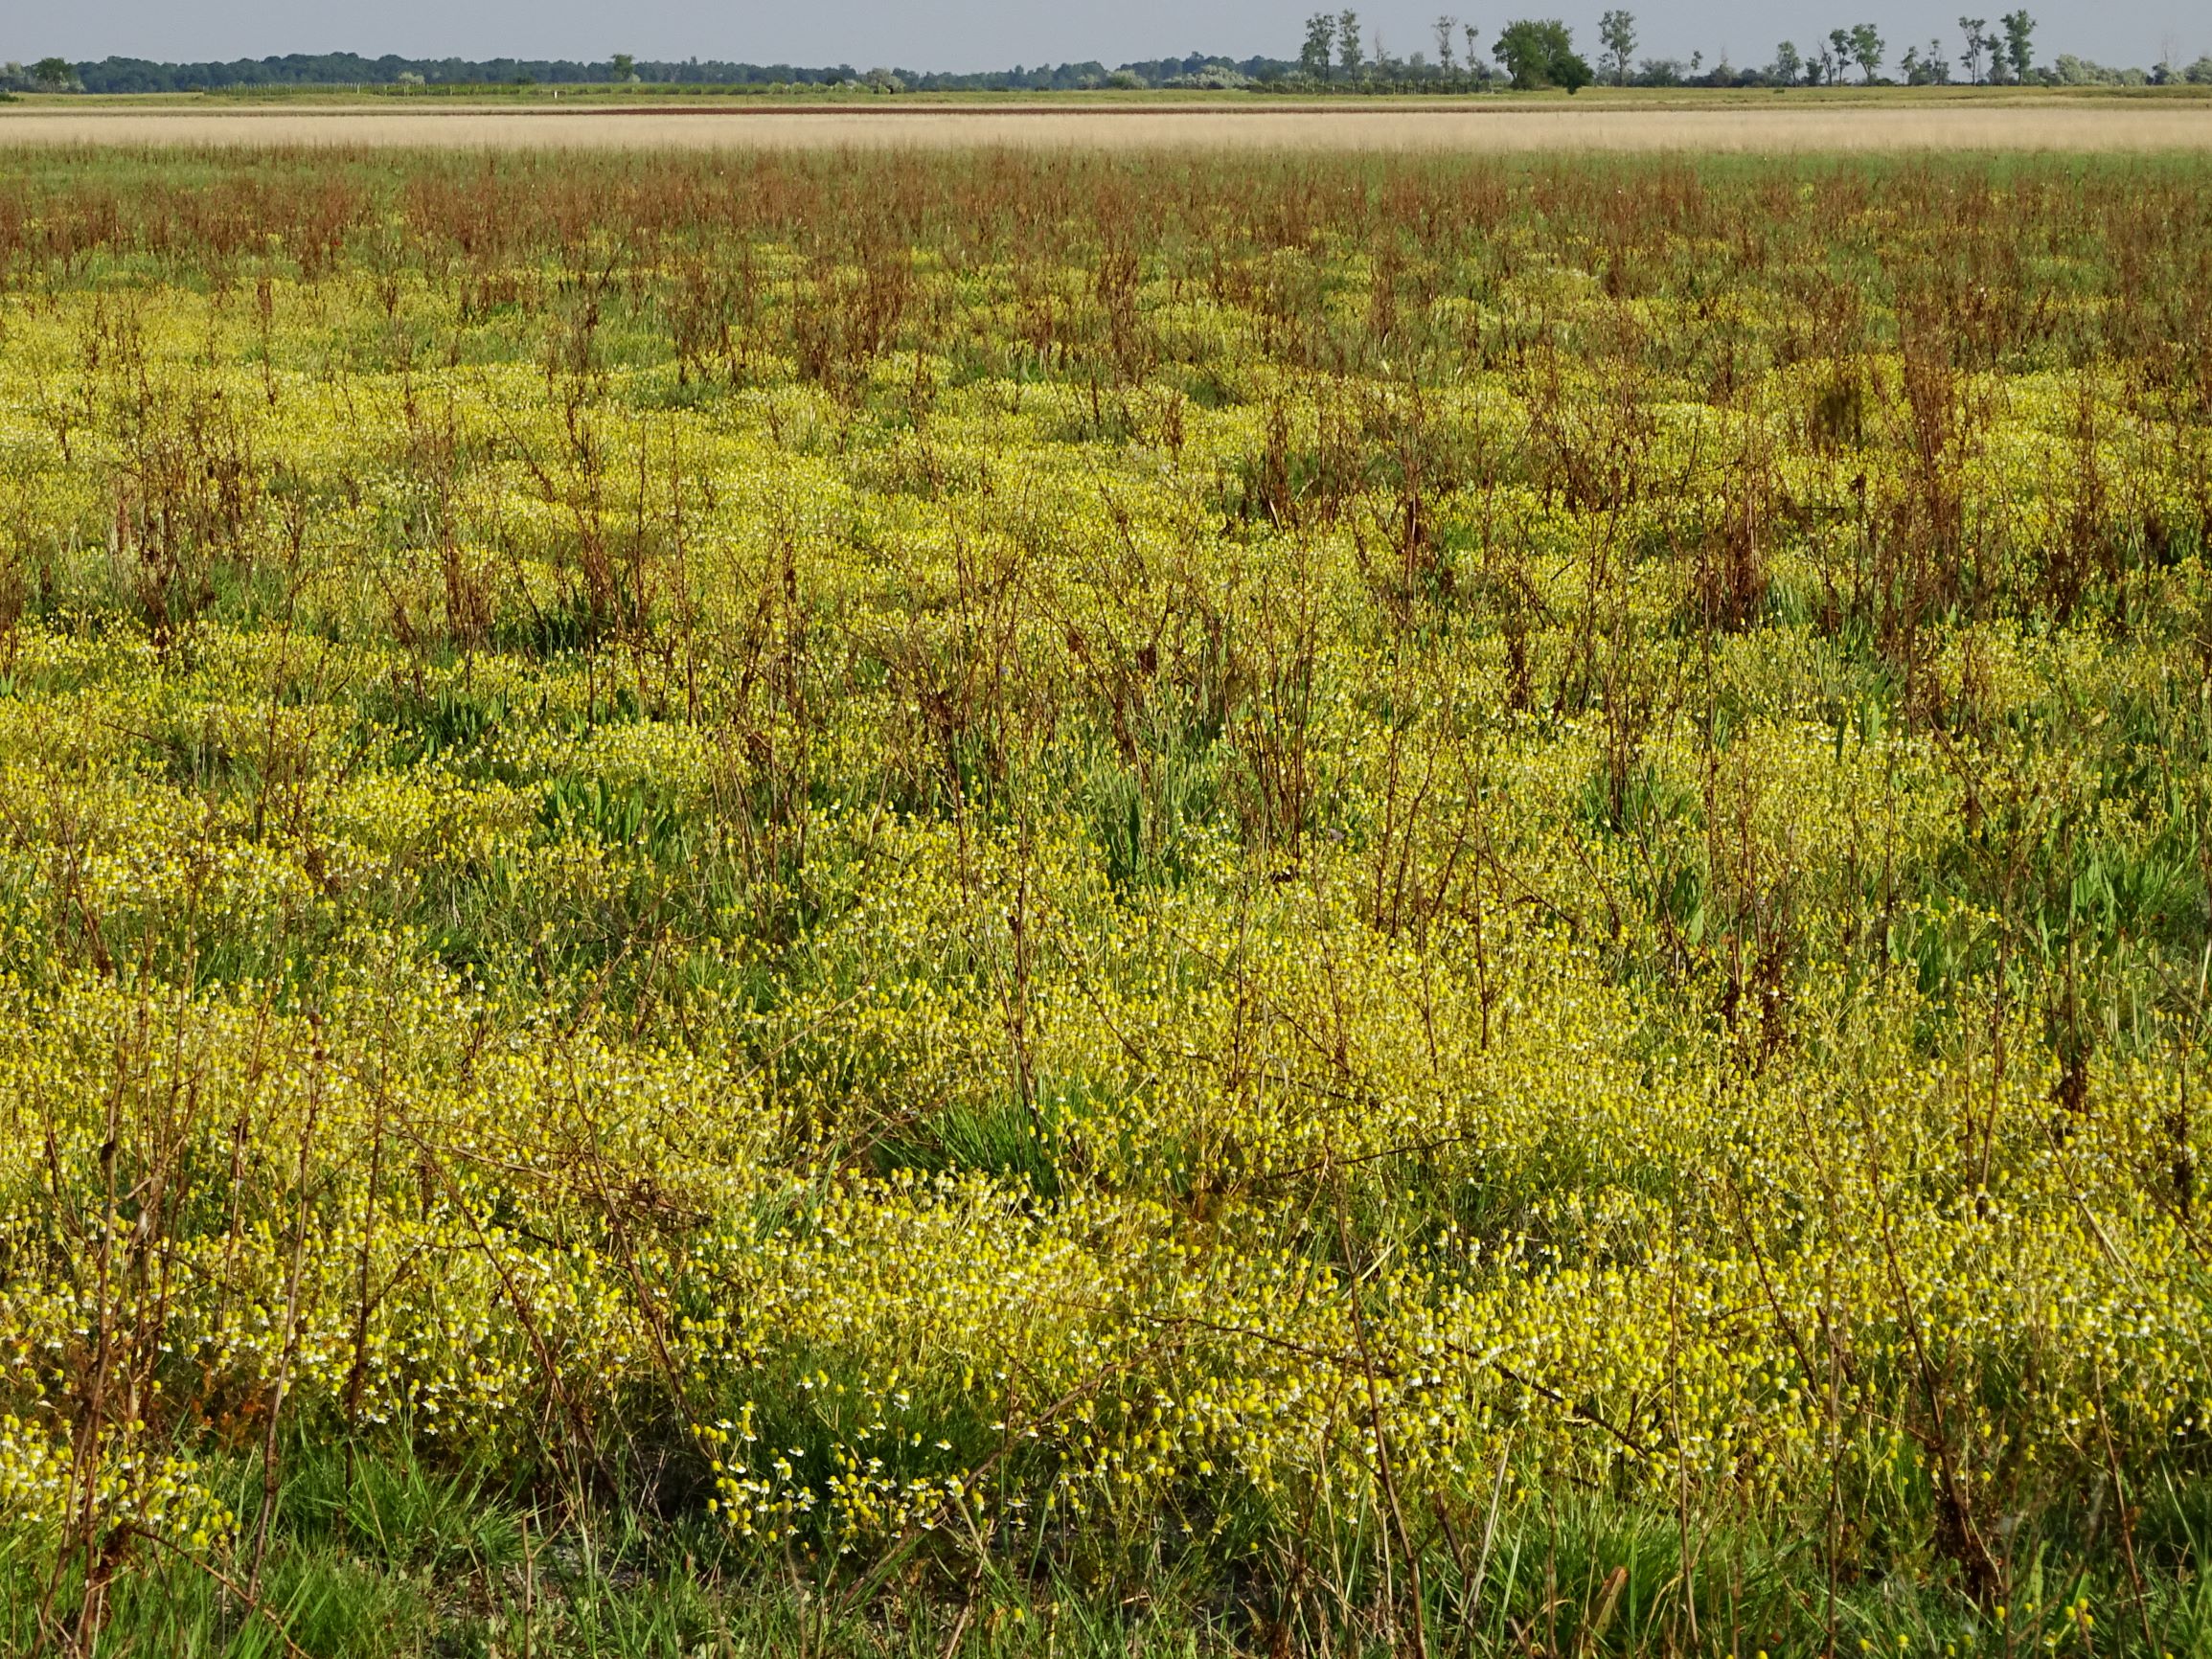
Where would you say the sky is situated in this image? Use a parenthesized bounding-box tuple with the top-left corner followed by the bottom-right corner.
(8, 0, 2205, 76)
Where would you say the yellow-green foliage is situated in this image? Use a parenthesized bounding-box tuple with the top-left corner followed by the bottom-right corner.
(0, 148, 2208, 1626)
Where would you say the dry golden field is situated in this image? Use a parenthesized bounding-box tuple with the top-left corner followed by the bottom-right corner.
(2, 97, 2211, 150)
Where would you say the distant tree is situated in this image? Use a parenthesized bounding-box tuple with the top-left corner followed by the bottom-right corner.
(1302, 12, 1337, 79)
(1848, 23, 1883, 81)
(1464, 23, 1481, 67)
(31, 57, 72, 90)
(1494, 18, 1592, 89)
(1494, 22, 1540, 85)
(1998, 11, 2034, 81)
(1337, 9, 1363, 77)
(1771, 39, 1803, 82)
(1956, 17, 1986, 80)
(1434, 14, 1458, 71)
(611, 52, 635, 80)
(1926, 37, 1950, 80)
(1828, 29, 1854, 80)
(1598, 11, 1636, 84)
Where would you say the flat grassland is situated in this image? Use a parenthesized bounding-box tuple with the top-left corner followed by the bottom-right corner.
(3, 94, 2212, 149)
(3, 142, 2212, 1656)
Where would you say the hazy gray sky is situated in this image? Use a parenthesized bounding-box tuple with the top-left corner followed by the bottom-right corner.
(11, 0, 2205, 75)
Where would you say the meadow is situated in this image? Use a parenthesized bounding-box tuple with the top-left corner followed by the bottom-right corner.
(0, 143, 2209, 1655)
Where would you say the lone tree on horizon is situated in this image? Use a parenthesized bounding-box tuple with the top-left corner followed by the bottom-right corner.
(1848, 23, 1885, 81)
(1337, 10, 1364, 78)
(1494, 18, 1593, 89)
(1998, 10, 2035, 80)
(1958, 16, 1988, 81)
(1303, 12, 1337, 78)
(1599, 10, 1636, 84)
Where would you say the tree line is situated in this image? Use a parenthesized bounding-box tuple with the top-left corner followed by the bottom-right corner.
(1592, 9, 2204, 87)
(5, 15, 2207, 98)
(1299, 12, 1585, 88)
(1299, 9, 2207, 89)
(1, 51, 1297, 96)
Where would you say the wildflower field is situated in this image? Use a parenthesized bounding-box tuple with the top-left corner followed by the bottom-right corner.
(1, 144, 2211, 1655)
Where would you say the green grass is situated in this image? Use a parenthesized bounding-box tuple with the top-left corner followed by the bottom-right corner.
(13, 1440, 2208, 1655)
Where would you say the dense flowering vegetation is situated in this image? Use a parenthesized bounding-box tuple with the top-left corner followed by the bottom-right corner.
(0, 147, 2209, 1652)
